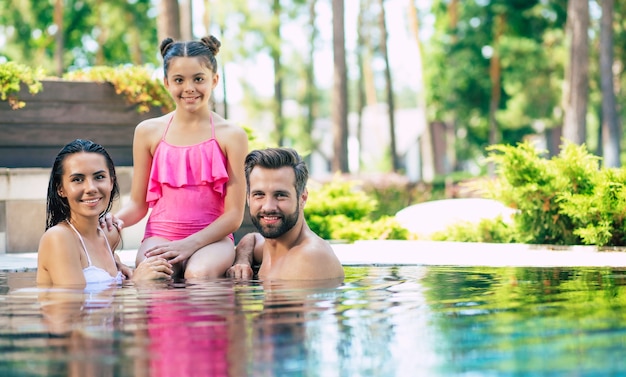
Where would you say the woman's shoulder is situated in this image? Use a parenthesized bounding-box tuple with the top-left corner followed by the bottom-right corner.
(38, 225, 78, 257)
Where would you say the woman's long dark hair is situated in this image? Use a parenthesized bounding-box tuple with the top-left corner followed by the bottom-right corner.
(46, 139, 119, 230)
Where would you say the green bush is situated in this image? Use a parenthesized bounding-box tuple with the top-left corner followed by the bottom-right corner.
(431, 217, 516, 243)
(0, 61, 44, 109)
(305, 178, 414, 242)
(558, 167, 626, 246)
(472, 140, 626, 247)
(64, 65, 175, 113)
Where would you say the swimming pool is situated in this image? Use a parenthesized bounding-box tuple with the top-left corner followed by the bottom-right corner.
(1, 265, 625, 376)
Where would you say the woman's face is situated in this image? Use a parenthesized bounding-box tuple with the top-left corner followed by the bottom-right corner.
(57, 152, 114, 221)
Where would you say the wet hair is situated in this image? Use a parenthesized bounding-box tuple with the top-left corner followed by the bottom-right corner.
(46, 139, 119, 230)
(244, 148, 309, 197)
(160, 35, 221, 77)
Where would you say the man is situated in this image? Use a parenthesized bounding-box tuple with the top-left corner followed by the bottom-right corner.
(226, 148, 344, 280)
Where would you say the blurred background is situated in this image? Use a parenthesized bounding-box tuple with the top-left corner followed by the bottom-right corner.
(1, 0, 624, 183)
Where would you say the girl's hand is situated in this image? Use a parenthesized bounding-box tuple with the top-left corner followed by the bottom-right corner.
(133, 256, 173, 281)
(99, 212, 124, 232)
(144, 239, 197, 265)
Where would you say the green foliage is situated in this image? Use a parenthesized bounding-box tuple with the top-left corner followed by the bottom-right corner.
(359, 174, 420, 219)
(0, 0, 158, 72)
(64, 66, 175, 113)
(305, 178, 413, 242)
(472, 140, 626, 247)
(0, 61, 44, 109)
(558, 168, 626, 246)
(426, 0, 567, 165)
(484, 141, 577, 244)
(431, 217, 516, 243)
(306, 179, 377, 221)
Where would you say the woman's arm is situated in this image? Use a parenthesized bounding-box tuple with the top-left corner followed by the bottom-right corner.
(36, 228, 86, 287)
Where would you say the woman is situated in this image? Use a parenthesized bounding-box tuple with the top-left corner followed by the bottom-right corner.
(37, 139, 172, 287)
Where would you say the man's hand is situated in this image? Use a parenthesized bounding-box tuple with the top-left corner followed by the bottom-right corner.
(226, 232, 260, 280)
(226, 263, 254, 279)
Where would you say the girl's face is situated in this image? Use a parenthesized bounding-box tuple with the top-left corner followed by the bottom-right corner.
(57, 152, 113, 221)
(164, 57, 219, 112)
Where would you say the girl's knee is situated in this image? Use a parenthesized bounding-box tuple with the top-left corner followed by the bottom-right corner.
(184, 264, 224, 279)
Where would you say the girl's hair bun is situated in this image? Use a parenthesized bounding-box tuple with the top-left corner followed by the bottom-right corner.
(160, 37, 175, 57)
(200, 35, 221, 56)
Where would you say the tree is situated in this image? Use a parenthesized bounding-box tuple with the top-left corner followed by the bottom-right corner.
(562, 0, 589, 145)
(302, 0, 319, 167)
(378, 0, 399, 173)
(271, 0, 285, 146)
(157, 0, 181, 41)
(53, 0, 63, 76)
(332, 0, 349, 173)
(407, 0, 434, 181)
(600, 0, 620, 167)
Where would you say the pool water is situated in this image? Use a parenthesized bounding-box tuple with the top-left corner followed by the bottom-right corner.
(1, 265, 625, 376)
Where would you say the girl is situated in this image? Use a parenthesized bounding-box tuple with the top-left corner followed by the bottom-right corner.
(36, 139, 172, 287)
(114, 35, 248, 279)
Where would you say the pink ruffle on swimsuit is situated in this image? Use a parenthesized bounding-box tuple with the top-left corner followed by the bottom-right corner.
(144, 114, 233, 242)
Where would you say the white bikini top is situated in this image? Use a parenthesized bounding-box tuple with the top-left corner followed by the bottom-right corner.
(67, 221, 124, 286)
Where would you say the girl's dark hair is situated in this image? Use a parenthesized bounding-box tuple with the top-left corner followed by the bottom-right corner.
(244, 148, 309, 197)
(160, 35, 221, 77)
(46, 139, 119, 230)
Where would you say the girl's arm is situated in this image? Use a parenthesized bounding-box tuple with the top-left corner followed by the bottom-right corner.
(180, 124, 248, 248)
(115, 120, 158, 227)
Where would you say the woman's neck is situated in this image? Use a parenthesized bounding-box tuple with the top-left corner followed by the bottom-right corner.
(65, 217, 100, 238)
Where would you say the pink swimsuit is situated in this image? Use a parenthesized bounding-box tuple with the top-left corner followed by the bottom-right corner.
(144, 115, 233, 242)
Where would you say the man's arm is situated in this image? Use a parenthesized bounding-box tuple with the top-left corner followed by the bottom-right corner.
(226, 232, 264, 279)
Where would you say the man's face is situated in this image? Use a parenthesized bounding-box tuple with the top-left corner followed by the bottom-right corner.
(248, 166, 304, 239)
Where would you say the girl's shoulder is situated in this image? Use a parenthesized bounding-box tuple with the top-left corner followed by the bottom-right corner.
(135, 113, 172, 146)
(136, 113, 171, 131)
(213, 116, 247, 136)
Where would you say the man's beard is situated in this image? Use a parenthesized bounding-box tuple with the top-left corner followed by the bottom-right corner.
(251, 203, 299, 239)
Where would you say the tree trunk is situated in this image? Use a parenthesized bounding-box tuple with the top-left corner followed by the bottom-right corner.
(54, 0, 64, 77)
(179, 0, 193, 40)
(488, 13, 504, 149)
(408, 0, 434, 182)
(378, 0, 399, 173)
(562, 0, 589, 145)
(304, 0, 318, 167)
(157, 0, 181, 41)
(356, 0, 368, 173)
(332, 0, 349, 173)
(271, 0, 285, 146)
(600, 0, 621, 167)
(447, 0, 459, 172)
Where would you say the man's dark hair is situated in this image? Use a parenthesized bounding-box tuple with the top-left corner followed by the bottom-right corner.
(244, 148, 308, 196)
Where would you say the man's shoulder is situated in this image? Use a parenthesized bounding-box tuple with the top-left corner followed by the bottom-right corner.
(292, 231, 334, 254)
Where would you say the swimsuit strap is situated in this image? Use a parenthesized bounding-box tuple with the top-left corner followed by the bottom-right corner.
(66, 221, 93, 267)
(66, 221, 116, 267)
(162, 114, 175, 141)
